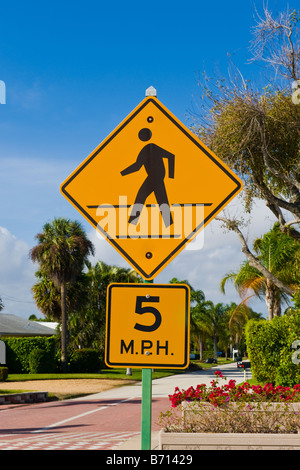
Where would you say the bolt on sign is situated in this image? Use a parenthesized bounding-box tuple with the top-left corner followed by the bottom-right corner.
(105, 283, 190, 369)
(60, 95, 243, 280)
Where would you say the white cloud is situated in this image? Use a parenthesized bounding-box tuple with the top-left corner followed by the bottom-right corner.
(0, 227, 38, 318)
(0, 227, 29, 272)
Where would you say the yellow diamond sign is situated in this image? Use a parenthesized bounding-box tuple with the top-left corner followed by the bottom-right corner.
(61, 96, 243, 279)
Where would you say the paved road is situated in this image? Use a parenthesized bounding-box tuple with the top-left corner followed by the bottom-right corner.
(0, 363, 250, 451)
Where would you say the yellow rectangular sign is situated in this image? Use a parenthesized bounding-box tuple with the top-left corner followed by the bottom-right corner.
(105, 283, 190, 369)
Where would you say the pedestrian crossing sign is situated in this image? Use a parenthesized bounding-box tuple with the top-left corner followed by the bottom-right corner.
(60, 95, 243, 280)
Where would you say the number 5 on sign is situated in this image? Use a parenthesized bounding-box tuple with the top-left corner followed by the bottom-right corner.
(105, 283, 190, 369)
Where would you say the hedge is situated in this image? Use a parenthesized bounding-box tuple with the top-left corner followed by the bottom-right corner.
(2, 336, 57, 373)
(28, 348, 55, 374)
(0, 367, 8, 381)
(245, 312, 300, 387)
(69, 348, 102, 373)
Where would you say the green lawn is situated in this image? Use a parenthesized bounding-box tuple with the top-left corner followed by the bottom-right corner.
(5, 369, 179, 382)
(1, 358, 237, 387)
(6, 359, 234, 382)
(1, 369, 178, 399)
(0, 361, 247, 399)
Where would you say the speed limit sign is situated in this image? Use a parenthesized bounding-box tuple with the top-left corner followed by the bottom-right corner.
(105, 283, 190, 369)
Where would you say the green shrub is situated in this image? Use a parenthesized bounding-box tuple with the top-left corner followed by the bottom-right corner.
(28, 348, 55, 373)
(202, 351, 214, 360)
(0, 367, 8, 381)
(246, 313, 300, 386)
(275, 312, 300, 387)
(246, 318, 285, 383)
(70, 348, 102, 373)
(3, 336, 57, 373)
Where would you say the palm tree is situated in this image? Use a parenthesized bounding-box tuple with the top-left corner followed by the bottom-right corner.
(221, 224, 300, 320)
(204, 302, 229, 360)
(70, 260, 141, 351)
(30, 218, 94, 372)
(84, 260, 141, 323)
(32, 270, 63, 321)
(190, 290, 213, 360)
(253, 224, 300, 314)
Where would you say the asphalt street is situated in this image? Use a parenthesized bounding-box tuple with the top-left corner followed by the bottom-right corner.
(0, 362, 251, 451)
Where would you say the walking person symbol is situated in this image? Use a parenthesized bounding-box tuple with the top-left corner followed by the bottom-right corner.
(121, 128, 175, 227)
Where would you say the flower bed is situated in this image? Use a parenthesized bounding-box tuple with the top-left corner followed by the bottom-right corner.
(159, 371, 300, 433)
(168, 371, 300, 408)
(158, 371, 300, 449)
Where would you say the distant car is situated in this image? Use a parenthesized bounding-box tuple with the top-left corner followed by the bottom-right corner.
(237, 361, 251, 369)
(205, 357, 217, 364)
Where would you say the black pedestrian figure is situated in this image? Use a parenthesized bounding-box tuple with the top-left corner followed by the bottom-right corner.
(121, 128, 175, 227)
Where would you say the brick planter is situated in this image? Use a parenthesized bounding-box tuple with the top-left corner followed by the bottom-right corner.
(159, 401, 300, 450)
(0, 391, 48, 405)
(158, 430, 300, 450)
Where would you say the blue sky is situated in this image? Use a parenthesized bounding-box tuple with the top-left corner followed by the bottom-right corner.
(0, 0, 294, 318)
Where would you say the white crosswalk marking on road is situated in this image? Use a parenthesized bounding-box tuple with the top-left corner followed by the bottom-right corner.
(0, 431, 140, 450)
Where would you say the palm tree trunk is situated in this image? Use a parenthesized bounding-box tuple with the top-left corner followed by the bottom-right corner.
(213, 334, 218, 360)
(265, 280, 278, 320)
(61, 281, 68, 372)
(199, 337, 204, 361)
(273, 296, 282, 317)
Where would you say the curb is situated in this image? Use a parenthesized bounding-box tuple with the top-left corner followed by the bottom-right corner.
(0, 391, 48, 405)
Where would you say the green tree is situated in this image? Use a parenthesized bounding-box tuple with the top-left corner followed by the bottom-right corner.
(225, 301, 262, 356)
(68, 260, 142, 352)
(221, 224, 300, 319)
(30, 218, 94, 372)
(200, 302, 229, 360)
(32, 271, 89, 316)
(190, 290, 213, 360)
(32, 270, 63, 320)
(190, 6, 300, 298)
(169, 278, 210, 358)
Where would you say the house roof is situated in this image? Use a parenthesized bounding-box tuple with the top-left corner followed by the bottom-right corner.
(0, 314, 57, 337)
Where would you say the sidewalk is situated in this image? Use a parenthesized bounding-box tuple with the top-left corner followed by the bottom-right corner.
(86, 361, 250, 401)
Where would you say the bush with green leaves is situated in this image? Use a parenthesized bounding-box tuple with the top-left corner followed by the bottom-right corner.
(246, 312, 300, 386)
(28, 348, 55, 373)
(3, 336, 57, 373)
(0, 367, 8, 381)
(70, 348, 102, 373)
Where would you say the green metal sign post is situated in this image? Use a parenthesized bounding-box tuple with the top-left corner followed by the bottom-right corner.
(141, 367, 152, 450)
(141, 278, 153, 451)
